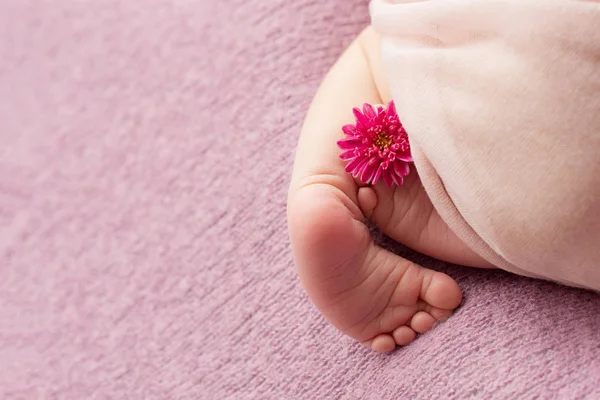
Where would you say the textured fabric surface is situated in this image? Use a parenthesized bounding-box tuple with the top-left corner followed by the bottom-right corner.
(0, 1, 599, 399)
(371, 0, 600, 291)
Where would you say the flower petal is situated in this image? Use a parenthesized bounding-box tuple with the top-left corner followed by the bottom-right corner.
(393, 160, 410, 177)
(339, 149, 356, 160)
(337, 138, 362, 150)
(353, 157, 370, 178)
(395, 151, 413, 163)
(345, 156, 363, 173)
(387, 100, 397, 117)
(361, 158, 379, 183)
(391, 169, 404, 186)
(372, 164, 384, 185)
(353, 107, 369, 127)
(382, 167, 394, 187)
(376, 108, 386, 125)
(363, 103, 376, 120)
(342, 124, 357, 136)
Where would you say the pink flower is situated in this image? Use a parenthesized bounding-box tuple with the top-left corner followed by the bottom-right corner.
(337, 101, 413, 187)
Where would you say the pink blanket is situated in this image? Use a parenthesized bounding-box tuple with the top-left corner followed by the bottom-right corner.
(1, 0, 599, 398)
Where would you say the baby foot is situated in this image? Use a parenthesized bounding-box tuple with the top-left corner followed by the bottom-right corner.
(288, 182, 462, 352)
(287, 26, 468, 352)
(356, 171, 495, 268)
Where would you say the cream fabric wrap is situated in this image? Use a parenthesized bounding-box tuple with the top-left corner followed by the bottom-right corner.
(370, 0, 600, 290)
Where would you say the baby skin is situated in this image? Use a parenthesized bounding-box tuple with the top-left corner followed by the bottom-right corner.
(287, 27, 496, 353)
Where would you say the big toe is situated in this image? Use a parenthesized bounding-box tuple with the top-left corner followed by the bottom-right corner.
(357, 186, 378, 219)
(421, 270, 463, 310)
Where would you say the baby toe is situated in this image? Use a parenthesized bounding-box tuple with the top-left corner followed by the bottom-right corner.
(357, 186, 378, 219)
(370, 334, 397, 353)
(409, 311, 436, 334)
(393, 326, 416, 346)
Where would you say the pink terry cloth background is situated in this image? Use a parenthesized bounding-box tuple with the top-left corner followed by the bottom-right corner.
(0, 1, 599, 399)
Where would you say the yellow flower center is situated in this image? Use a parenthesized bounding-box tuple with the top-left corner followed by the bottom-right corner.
(374, 132, 392, 150)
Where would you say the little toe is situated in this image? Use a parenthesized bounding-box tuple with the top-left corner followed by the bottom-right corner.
(369, 334, 397, 353)
(393, 326, 416, 346)
(410, 311, 436, 334)
(357, 186, 378, 219)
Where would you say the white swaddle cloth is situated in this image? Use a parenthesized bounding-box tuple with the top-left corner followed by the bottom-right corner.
(370, 0, 600, 290)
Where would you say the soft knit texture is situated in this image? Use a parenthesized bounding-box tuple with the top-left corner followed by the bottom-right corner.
(371, 0, 600, 290)
(0, 1, 599, 399)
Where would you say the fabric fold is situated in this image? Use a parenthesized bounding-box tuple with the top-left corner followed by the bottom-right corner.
(370, 0, 600, 290)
